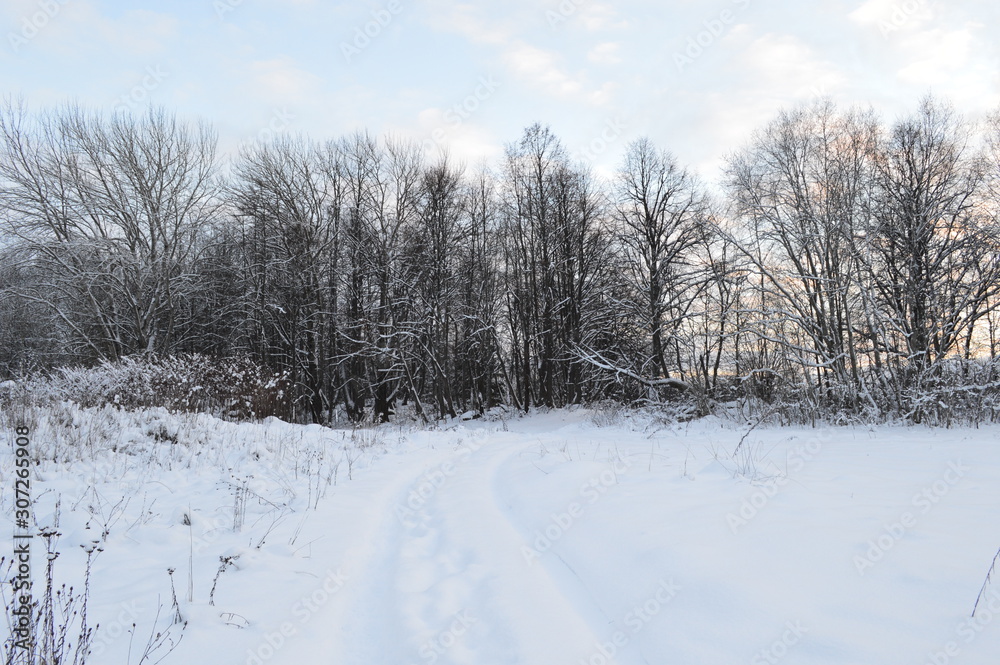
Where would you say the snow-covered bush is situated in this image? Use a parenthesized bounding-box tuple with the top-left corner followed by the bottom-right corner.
(720, 357, 1000, 427)
(895, 358, 1000, 426)
(10, 354, 293, 421)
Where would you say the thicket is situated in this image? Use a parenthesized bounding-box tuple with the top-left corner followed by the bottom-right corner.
(2, 97, 999, 425)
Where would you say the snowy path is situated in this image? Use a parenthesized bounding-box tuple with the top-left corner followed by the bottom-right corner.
(317, 431, 610, 664)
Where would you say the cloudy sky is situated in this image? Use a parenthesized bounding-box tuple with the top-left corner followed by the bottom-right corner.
(1, 0, 998, 182)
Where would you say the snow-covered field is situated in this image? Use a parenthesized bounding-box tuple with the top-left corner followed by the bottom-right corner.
(3, 405, 1000, 665)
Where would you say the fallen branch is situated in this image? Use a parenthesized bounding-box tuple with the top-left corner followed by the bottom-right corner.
(572, 345, 690, 392)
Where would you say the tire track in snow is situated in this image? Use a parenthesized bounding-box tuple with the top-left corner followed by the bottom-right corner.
(330, 430, 612, 664)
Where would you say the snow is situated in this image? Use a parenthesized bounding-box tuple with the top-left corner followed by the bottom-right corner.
(3, 406, 1000, 665)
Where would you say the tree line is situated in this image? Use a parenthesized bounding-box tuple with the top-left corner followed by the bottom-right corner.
(1, 97, 999, 423)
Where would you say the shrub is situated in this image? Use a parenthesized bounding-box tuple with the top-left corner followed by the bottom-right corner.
(17, 354, 293, 421)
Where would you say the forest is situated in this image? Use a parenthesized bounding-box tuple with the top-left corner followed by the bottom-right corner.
(1, 96, 999, 425)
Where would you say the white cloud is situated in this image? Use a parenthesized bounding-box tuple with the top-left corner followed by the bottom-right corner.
(248, 57, 322, 103)
(587, 81, 618, 106)
(896, 28, 974, 84)
(431, 2, 511, 45)
(588, 42, 621, 64)
(849, 0, 898, 24)
(393, 107, 503, 166)
(741, 33, 848, 100)
(849, 0, 934, 29)
(3, 2, 177, 58)
(503, 42, 583, 96)
(673, 33, 851, 181)
(893, 25, 1000, 111)
(102, 10, 178, 56)
(575, 2, 628, 31)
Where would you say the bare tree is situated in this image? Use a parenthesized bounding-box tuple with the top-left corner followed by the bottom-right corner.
(0, 103, 220, 362)
(726, 101, 880, 408)
(867, 97, 998, 378)
(457, 166, 506, 411)
(612, 137, 708, 391)
(229, 135, 342, 421)
(397, 155, 468, 419)
(500, 124, 611, 408)
(333, 133, 425, 422)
